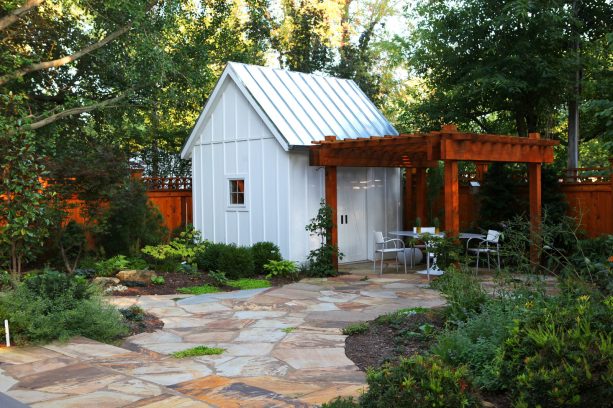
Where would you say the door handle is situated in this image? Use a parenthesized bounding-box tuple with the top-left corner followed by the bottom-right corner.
(345, 215, 348, 224)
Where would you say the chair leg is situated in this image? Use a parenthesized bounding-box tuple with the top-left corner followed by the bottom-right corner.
(487, 251, 491, 270)
(497, 247, 501, 270)
(476, 251, 480, 274)
(403, 251, 407, 274)
(380, 251, 384, 275)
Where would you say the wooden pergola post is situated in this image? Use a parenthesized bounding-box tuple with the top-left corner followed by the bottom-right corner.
(325, 165, 338, 270)
(415, 168, 427, 224)
(528, 133, 542, 267)
(444, 160, 460, 236)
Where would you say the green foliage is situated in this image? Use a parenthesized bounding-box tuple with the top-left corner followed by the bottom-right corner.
(177, 285, 220, 295)
(251, 241, 282, 273)
(565, 235, 613, 295)
(227, 278, 271, 290)
(305, 200, 343, 277)
(0, 124, 54, 277)
(375, 307, 428, 326)
(322, 397, 359, 408)
(151, 276, 165, 285)
(282, 327, 296, 333)
(55, 220, 87, 274)
(342, 322, 369, 336)
(94, 255, 131, 277)
(120, 305, 146, 322)
(500, 294, 613, 407)
(360, 355, 481, 407)
(264, 260, 298, 279)
(196, 242, 227, 272)
(96, 179, 168, 257)
(421, 234, 462, 270)
(431, 266, 488, 323)
(216, 244, 255, 279)
(432, 295, 530, 391)
(478, 163, 523, 229)
(171, 345, 225, 358)
(0, 270, 127, 345)
(208, 270, 229, 286)
(141, 227, 206, 272)
(0, 270, 11, 289)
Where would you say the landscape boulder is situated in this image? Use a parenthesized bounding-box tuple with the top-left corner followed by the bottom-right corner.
(116, 270, 156, 284)
(92, 277, 121, 288)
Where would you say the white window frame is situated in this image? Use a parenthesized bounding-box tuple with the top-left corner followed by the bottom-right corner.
(226, 174, 248, 211)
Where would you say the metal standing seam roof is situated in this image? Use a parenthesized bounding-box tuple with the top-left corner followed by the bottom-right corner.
(181, 62, 398, 158)
(229, 62, 398, 146)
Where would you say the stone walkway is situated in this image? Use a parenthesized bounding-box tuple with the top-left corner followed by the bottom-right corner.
(0, 272, 444, 407)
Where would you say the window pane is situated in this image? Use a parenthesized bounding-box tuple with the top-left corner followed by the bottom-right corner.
(229, 179, 245, 205)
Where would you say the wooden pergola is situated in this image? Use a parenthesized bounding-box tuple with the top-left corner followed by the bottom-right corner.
(309, 125, 559, 266)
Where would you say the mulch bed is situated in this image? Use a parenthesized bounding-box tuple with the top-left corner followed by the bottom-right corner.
(109, 271, 218, 296)
(124, 312, 164, 336)
(344, 309, 445, 371)
(108, 271, 297, 296)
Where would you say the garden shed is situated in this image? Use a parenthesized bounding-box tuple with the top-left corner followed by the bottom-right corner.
(181, 62, 401, 262)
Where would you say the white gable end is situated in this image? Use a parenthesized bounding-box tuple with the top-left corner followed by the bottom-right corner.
(182, 62, 397, 159)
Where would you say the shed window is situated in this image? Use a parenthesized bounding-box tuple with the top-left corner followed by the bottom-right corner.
(229, 179, 245, 205)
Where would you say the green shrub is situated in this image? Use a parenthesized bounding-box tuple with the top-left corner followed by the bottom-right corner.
(141, 229, 206, 272)
(120, 305, 145, 322)
(96, 179, 168, 257)
(264, 260, 298, 279)
(360, 355, 481, 407)
(208, 270, 229, 286)
(499, 294, 613, 407)
(432, 295, 528, 391)
(151, 276, 165, 285)
(431, 266, 488, 323)
(217, 244, 255, 279)
(0, 270, 127, 345)
(94, 255, 131, 277)
(342, 322, 369, 335)
(252, 241, 282, 273)
(196, 242, 228, 272)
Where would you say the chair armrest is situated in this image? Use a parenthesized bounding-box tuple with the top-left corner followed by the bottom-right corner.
(383, 238, 405, 249)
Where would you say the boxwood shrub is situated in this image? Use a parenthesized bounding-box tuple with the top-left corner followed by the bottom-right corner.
(0, 270, 128, 345)
(251, 241, 282, 273)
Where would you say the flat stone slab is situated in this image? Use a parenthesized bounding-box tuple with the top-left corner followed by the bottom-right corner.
(273, 348, 354, 369)
(235, 328, 287, 343)
(233, 310, 287, 319)
(215, 356, 289, 377)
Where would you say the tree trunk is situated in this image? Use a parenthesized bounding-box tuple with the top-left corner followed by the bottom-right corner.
(515, 111, 527, 137)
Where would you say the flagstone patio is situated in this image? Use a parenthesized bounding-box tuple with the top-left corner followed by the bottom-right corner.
(0, 271, 445, 407)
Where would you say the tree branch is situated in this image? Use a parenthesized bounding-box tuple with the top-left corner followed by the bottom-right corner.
(27, 93, 128, 130)
(0, 0, 45, 32)
(0, 23, 131, 85)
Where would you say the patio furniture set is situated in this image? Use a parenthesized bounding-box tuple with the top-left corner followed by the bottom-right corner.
(374, 229, 502, 279)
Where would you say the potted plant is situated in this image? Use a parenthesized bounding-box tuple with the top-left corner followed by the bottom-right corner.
(415, 217, 422, 233)
(433, 217, 440, 234)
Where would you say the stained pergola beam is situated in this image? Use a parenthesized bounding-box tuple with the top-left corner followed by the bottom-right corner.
(325, 166, 338, 270)
(444, 161, 460, 236)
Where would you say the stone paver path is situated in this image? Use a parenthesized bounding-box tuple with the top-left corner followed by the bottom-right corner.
(0, 273, 444, 407)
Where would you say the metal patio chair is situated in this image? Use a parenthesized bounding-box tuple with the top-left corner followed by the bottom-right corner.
(373, 231, 407, 275)
(468, 229, 502, 272)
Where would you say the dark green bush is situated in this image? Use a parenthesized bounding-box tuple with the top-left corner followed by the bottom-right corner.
(430, 266, 488, 323)
(564, 235, 613, 295)
(217, 244, 255, 279)
(196, 242, 228, 272)
(94, 255, 131, 277)
(432, 294, 530, 391)
(97, 179, 168, 256)
(208, 270, 229, 286)
(252, 241, 282, 273)
(360, 355, 482, 407)
(499, 293, 613, 407)
(0, 270, 127, 345)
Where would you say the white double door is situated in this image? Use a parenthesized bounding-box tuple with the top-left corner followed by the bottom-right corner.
(337, 168, 369, 263)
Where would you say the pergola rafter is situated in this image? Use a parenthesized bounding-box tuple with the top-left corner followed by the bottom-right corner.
(309, 125, 559, 269)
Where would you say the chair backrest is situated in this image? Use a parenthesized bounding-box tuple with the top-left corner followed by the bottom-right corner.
(414, 227, 436, 234)
(486, 229, 501, 243)
(374, 231, 385, 245)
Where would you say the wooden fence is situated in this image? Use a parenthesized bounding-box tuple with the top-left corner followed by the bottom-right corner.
(406, 163, 613, 237)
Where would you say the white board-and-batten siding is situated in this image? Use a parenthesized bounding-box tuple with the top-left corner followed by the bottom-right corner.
(191, 79, 323, 261)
